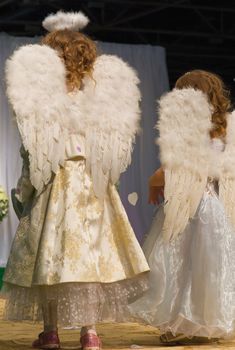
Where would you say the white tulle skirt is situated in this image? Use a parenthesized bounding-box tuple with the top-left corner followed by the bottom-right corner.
(130, 184, 235, 338)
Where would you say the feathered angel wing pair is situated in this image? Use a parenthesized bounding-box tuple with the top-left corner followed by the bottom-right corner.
(6, 44, 141, 198)
(157, 88, 212, 241)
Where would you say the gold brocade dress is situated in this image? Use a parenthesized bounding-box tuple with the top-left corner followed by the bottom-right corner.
(3, 134, 149, 326)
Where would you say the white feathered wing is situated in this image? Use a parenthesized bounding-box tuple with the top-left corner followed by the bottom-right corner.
(70, 54, 141, 198)
(157, 88, 212, 241)
(219, 112, 235, 227)
(6, 44, 70, 195)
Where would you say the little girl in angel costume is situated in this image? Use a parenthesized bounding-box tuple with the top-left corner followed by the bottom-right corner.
(130, 70, 235, 344)
(2, 11, 149, 350)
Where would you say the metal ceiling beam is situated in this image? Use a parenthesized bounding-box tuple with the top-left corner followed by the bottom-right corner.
(167, 52, 235, 60)
(192, 7, 218, 34)
(80, 4, 99, 24)
(6, 7, 35, 20)
(166, 43, 232, 52)
(0, 20, 40, 25)
(0, 20, 234, 42)
(76, 0, 235, 13)
(0, 0, 15, 8)
(106, 0, 187, 26)
(87, 25, 235, 41)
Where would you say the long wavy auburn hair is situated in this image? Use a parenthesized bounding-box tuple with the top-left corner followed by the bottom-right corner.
(175, 70, 231, 139)
(42, 29, 97, 92)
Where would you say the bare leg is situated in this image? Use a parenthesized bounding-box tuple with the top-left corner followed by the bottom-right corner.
(42, 300, 58, 333)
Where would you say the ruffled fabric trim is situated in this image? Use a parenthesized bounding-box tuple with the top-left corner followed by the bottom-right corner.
(2, 274, 148, 327)
(131, 311, 235, 339)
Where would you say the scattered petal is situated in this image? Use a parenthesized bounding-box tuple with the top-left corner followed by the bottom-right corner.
(128, 192, 138, 206)
(130, 345, 143, 349)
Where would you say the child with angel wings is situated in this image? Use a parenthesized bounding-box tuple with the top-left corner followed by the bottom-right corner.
(3, 11, 149, 350)
(131, 70, 235, 344)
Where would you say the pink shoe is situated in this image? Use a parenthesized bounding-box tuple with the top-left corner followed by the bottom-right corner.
(80, 332, 102, 350)
(32, 331, 60, 349)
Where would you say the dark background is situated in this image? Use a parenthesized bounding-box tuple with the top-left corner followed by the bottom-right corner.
(1, 0, 235, 98)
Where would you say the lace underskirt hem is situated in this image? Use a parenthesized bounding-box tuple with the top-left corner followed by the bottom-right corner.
(161, 314, 235, 339)
(2, 274, 148, 327)
(131, 312, 235, 339)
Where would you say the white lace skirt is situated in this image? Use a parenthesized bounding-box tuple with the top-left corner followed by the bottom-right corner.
(3, 277, 148, 326)
(130, 190, 235, 338)
(3, 159, 149, 326)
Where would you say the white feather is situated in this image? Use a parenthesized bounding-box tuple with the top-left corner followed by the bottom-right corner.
(42, 11, 89, 32)
(157, 88, 212, 241)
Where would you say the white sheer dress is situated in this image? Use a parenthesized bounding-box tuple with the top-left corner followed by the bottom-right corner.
(130, 139, 235, 338)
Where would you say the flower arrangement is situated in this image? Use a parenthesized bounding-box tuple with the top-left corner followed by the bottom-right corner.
(0, 186, 8, 222)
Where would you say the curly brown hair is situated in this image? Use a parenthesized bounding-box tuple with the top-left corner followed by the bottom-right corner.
(42, 29, 97, 92)
(175, 70, 231, 139)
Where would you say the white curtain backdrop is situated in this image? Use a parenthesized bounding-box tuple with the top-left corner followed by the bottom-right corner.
(0, 33, 169, 267)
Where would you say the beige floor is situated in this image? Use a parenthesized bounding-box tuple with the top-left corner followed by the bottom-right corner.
(0, 299, 235, 350)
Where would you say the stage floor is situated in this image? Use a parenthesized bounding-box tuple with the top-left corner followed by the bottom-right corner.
(0, 299, 235, 349)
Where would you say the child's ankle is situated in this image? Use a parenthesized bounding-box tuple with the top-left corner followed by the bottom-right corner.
(44, 325, 58, 333)
(81, 326, 97, 336)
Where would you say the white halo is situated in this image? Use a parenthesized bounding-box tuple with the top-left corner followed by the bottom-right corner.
(42, 10, 89, 32)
